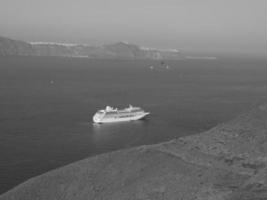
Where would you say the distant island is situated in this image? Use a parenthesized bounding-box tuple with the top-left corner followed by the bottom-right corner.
(0, 36, 182, 60)
(1, 103, 267, 199)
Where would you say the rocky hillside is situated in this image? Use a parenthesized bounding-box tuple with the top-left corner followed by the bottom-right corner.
(0, 36, 34, 56)
(0, 36, 182, 60)
(1, 103, 267, 200)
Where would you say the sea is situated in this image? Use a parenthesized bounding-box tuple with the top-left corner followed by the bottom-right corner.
(1, 56, 267, 194)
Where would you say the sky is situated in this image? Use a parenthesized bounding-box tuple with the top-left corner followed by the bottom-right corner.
(1, 0, 267, 56)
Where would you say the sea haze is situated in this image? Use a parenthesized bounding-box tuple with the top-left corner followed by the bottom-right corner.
(1, 56, 267, 194)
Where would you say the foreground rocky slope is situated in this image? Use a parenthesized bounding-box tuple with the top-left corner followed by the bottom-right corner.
(0, 36, 181, 60)
(1, 104, 267, 200)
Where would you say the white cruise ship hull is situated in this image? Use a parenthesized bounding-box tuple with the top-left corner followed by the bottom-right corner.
(93, 112, 149, 124)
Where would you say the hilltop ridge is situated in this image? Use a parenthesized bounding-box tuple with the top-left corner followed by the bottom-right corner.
(0, 36, 182, 60)
(1, 103, 267, 199)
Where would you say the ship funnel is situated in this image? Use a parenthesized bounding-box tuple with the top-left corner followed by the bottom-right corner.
(105, 106, 113, 111)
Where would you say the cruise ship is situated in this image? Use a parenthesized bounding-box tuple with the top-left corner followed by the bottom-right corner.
(93, 105, 150, 123)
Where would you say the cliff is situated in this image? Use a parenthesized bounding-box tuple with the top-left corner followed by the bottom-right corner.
(0, 36, 182, 60)
(1, 103, 267, 200)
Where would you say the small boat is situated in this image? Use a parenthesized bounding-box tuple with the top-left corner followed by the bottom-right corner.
(93, 105, 150, 123)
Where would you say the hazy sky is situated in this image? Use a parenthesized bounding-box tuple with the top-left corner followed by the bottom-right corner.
(1, 0, 266, 55)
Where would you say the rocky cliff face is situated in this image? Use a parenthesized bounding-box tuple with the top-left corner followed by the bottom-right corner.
(1, 104, 267, 200)
(0, 36, 182, 60)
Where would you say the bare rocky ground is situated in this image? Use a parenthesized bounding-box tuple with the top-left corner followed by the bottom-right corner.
(1, 104, 267, 200)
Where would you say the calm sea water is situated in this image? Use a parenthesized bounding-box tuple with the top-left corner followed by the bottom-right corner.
(1, 56, 267, 193)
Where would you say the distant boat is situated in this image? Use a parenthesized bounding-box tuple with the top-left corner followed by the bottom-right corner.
(93, 105, 150, 123)
(160, 61, 170, 70)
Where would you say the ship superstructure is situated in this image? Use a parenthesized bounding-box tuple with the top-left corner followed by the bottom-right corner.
(93, 105, 149, 123)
